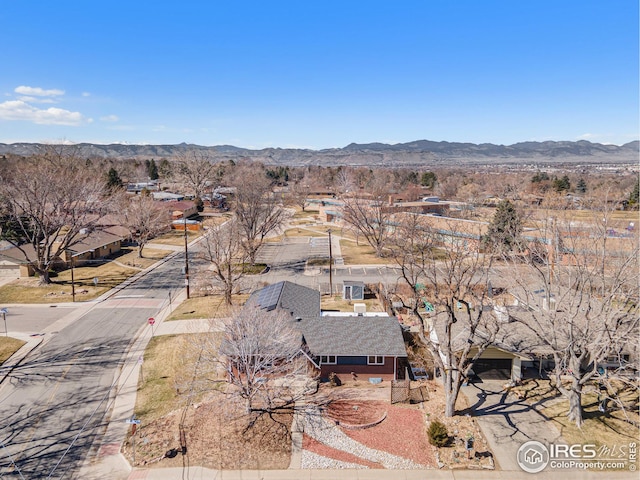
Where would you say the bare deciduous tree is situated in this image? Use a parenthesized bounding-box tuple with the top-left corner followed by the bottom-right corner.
(389, 214, 499, 416)
(192, 307, 310, 415)
(341, 193, 392, 257)
(288, 178, 312, 212)
(506, 207, 639, 427)
(0, 146, 114, 284)
(232, 170, 289, 265)
(121, 195, 171, 258)
(175, 149, 219, 199)
(197, 220, 247, 305)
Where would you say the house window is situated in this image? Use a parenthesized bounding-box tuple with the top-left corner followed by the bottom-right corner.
(368, 356, 384, 365)
(321, 355, 336, 365)
(606, 354, 630, 363)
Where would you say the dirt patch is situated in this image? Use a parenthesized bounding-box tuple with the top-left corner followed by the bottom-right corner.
(328, 400, 387, 426)
(420, 380, 493, 469)
(122, 393, 293, 470)
(322, 381, 391, 401)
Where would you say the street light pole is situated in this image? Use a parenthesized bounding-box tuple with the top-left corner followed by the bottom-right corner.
(184, 215, 190, 299)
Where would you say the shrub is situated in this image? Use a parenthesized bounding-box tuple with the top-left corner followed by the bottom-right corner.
(427, 419, 449, 447)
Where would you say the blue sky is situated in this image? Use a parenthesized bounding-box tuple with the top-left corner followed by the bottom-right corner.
(0, 1, 637, 149)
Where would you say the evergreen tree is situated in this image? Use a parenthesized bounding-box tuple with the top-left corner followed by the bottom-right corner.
(576, 178, 587, 194)
(148, 158, 159, 180)
(629, 177, 640, 206)
(531, 171, 550, 183)
(484, 199, 522, 253)
(106, 167, 123, 190)
(420, 171, 437, 188)
(552, 175, 571, 192)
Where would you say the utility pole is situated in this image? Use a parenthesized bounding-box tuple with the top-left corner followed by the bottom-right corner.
(184, 215, 190, 299)
(327, 229, 333, 297)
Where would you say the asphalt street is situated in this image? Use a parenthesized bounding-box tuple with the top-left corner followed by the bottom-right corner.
(0, 252, 189, 479)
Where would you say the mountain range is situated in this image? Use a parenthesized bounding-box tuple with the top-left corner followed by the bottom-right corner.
(0, 139, 637, 167)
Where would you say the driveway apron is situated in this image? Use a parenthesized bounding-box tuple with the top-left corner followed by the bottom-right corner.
(461, 380, 565, 471)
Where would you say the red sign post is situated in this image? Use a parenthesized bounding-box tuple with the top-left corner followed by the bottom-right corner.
(148, 317, 156, 336)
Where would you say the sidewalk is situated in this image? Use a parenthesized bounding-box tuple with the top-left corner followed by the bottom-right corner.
(121, 466, 636, 480)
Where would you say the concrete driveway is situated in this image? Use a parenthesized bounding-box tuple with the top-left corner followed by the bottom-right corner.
(461, 380, 565, 472)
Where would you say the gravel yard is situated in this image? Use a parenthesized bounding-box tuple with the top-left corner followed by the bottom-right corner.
(300, 397, 434, 469)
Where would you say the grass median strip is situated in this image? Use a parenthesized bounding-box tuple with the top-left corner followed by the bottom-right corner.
(0, 337, 26, 364)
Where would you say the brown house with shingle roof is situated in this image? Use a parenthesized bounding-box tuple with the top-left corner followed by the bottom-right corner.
(244, 281, 409, 382)
(0, 226, 125, 278)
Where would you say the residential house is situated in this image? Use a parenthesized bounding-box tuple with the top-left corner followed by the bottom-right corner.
(243, 281, 409, 382)
(0, 244, 38, 278)
(0, 226, 125, 277)
(163, 200, 198, 220)
(427, 309, 535, 382)
(302, 313, 409, 381)
(62, 228, 124, 266)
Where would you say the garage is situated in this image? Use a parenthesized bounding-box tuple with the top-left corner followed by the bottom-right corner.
(472, 358, 512, 380)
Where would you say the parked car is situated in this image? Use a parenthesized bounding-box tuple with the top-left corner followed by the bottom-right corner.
(411, 367, 429, 381)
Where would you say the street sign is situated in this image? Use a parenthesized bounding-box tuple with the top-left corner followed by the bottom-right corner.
(125, 418, 141, 425)
(0, 308, 8, 314)
(148, 317, 155, 326)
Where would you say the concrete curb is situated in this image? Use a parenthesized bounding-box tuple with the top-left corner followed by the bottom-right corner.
(0, 335, 44, 386)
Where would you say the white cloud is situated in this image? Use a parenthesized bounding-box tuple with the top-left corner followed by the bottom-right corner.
(82, 92, 91, 97)
(17, 96, 56, 104)
(100, 114, 119, 122)
(14, 85, 65, 97)
(0, 100, 88, 126)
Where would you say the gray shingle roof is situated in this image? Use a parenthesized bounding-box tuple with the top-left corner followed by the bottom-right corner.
(246, 281, 320, 321)
(245, 282, 406, 358)
(299, 316, 407, 357)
